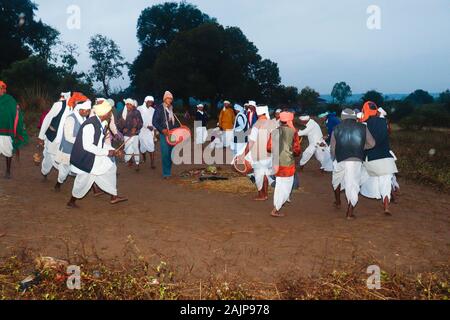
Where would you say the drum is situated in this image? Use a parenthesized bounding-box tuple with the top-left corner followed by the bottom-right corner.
(166, 126, 192, 146)
(233, 156, 253, 175)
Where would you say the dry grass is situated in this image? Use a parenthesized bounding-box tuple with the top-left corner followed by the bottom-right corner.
(391, 129, 450, 192)
(0, 245, 448, 300)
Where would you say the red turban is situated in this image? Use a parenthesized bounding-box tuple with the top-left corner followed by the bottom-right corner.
(280, 112, 295, 130)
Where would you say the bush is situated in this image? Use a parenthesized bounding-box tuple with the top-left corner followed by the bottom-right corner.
(399, 104, 450, 129)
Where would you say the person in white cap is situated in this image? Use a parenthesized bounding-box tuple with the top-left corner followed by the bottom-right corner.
(330, 108, 376, 219)
(137, 96, 156, 168)
(195, 104, 209, 145)
(38, 92, 73, 180)
(67, 100, 128, 209)
(118, 98, 144, 171)
(54, 99, 92, 192)
(239, 105, 277, 201)
(297, 115, 331, 172)
(247, 101, 258, 128)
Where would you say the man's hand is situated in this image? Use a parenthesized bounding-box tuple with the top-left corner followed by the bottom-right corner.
(37, 138, 44, 146)
(108, 150, 116, 157)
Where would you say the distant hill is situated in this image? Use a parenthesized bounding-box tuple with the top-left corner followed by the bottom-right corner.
(320, 93, 440, 104)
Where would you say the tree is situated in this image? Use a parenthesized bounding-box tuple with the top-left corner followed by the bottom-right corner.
(438, 90, 450, 104)
(298, 86, 320, 114)
(0, 0, 59, 72)
(362, 90, 384, 107)
(59, 43, 79, 75)
(88, 34, 128, 97)
(331, 81, 352, 105)
(130, 2, 215, 96)
(405, 89, 434, 105)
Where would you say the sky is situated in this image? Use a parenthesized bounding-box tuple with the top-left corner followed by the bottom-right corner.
(34, 0, 450, 94)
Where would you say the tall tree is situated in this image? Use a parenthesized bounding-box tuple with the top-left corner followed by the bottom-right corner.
(88, 34, 128, 97)
(298, 86, 320, 113)
(0, 0, 60, 72)
(406, 89, 434, 105)
(331, 81, 352, 105)
(362, 90, 384, 107)
(130, 2, 215, 96)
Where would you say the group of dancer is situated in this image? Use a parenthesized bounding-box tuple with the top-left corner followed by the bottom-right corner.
(0, 79, 399, 218)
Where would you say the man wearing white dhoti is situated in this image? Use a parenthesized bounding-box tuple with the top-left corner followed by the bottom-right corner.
(138, 96, 157, 168)
(267, 112, 301, 217)
(239, 105, 277, 201)
(38, 93, 74, 180)
(360, 101, 398, 215)
(67, 101, 127, 209)
(118, 99, 144, 171)
(54, 99, 92, 192)
(298, 116, 331, 172)
(330, 109, 376, 220)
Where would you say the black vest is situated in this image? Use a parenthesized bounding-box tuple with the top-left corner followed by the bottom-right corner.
(70, 117, 104, 173)
(45, 101, 67, 142)
(334, 119, 367, 162)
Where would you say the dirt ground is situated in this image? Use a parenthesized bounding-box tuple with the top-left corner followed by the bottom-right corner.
(0, 144, 449, 283)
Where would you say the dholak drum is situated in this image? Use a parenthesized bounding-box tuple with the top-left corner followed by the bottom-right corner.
(233, 156, 253, 175)
(166, 126, 192, 146)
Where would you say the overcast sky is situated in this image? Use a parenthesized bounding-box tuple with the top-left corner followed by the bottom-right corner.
(34, 0, 450, 94)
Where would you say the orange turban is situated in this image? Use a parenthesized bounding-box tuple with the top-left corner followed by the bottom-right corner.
(280, 112, 295, 130)
(0, 81, 7, 89)
(68, 92, 88, 108)
(362, 101, 379, 122)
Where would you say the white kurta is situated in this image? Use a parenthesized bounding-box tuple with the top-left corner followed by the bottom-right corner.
(38, 101, 70, 175)
(71, 120, 116, 198)
(274, 176, 294, 211)
(298, 119, 326, 167)
(248, 124, 273, 191)
(0, 136, 13, 158)
(137, 105, 155, 153)
(332, 161, 362, 207)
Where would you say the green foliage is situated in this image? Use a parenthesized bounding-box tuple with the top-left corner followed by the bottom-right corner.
(88, 34, 128, 97)
(399, 104, 450, 129)
(131, 2, 214, 96)
(0, 0, 60, 72)
(331, 81, 352, 105)
(298, 86, 320, 113)
(362, 90, 384, 107)
(406, 89, 434, 105)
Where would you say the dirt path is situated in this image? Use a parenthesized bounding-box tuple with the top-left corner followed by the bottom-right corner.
(0, 145, 449, 282)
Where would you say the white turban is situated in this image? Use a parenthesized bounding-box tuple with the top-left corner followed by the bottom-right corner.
(234, 104, 244, 113)
(299, 116, 310, 122)
(197, 104, 204, 109)
(275, 109, 282, 114)
(256, 105, 270, 119)
(124, 98, 134, 105)
(144, 96, 155, 103)
(378, 107, 387, 118)
(224, 100, 231, 105)
(94, 100, 112, 117)
(248, 100, 257, 108)
(75, 100, 92, 111)
(60, 92, 71, 101)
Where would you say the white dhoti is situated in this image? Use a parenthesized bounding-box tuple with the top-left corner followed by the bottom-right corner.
(139, 128, 155, 153)
(274, 176, 294, 211)
(223, 130, 234, 148)
(41, 139, 59, 176)
(195, 126, 208, 145)
(332, 161, 362, 207)
(253, 158, 272, 191)
(361, 157, 398, 202)
(72, 165, 117, 199)
(57, 163, 72, 184)
(124, 136, 140, 164)
(0, 136, 13, 157)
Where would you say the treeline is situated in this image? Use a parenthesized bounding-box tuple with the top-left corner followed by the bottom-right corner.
(0, 1, 448, 128)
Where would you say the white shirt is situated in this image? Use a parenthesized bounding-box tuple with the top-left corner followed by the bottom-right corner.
(298, 119, 323, 145)
(71, 116, 115, 176)
(38, 101, 70, 146)
(137, 105, 155, 129)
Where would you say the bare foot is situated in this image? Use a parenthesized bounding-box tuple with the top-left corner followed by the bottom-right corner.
(384, 210, 392, 216)
(271, 209, 285, 218)
(66, 202, 80, 209)
(93, 191, 105, 198)
(111, 196, 128, 205)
